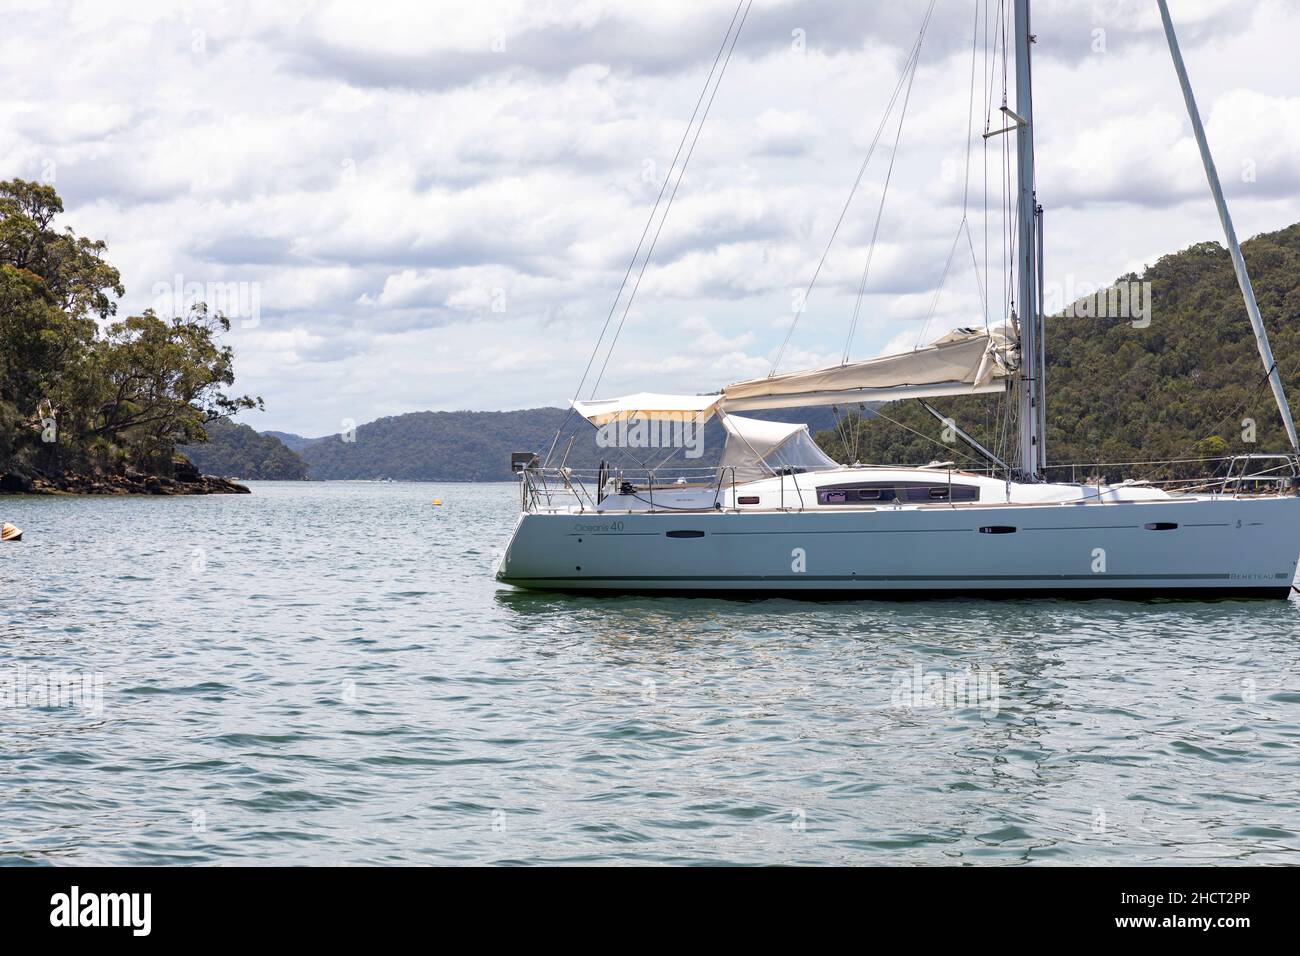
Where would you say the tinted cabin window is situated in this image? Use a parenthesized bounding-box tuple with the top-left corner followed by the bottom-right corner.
(817, 480, 978, 505)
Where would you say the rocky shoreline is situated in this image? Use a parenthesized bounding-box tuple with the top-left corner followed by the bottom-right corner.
(0, 460, 250, 496)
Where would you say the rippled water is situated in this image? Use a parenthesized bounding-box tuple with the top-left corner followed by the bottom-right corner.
(2, 481, 1299, 865)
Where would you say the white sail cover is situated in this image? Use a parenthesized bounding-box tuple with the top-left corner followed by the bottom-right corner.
(571, 391, 720, 426)
(720, 414, 837, 482)
(721, 324, 1016, 412)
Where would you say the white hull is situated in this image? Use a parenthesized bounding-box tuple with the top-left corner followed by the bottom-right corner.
(499, 2, 1300, 602)
(498, 471, 1300, 599)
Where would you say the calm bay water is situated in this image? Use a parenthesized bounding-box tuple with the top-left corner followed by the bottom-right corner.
(2, 480, 1299, 865)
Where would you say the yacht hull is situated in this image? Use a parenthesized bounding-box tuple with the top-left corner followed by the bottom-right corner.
(496, 495, 1300, 599)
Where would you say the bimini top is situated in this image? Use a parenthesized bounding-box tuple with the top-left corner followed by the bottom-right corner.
(571, 391, 721, 426)
(720, 324, 1016, 412)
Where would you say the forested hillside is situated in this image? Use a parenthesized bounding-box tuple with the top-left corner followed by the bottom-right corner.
(180, 420, 307, 480)
(292, 407, 839, 481)
(261, 430, 320, 453)
(817, 225, 1300, 482)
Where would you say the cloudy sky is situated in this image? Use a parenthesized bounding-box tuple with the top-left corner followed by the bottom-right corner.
(4, 0, 1299, 436)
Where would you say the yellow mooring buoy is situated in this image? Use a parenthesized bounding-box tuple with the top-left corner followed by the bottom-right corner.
(431, 499, 442, 506)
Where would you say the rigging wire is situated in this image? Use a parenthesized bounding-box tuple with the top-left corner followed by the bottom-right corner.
(868, 405, 984, 466)
(983, 0, 990, 333)
(542, 0, 748, 465)
(913, 3, 984, 349)
(964, 0, 990, 331)
(850, 404, 867, 466)
(842, 23, 927, 363)
(769, 0, 937, 376)
(830, 405, 854, 463)
(589, 0, 753, 399)
(1132, 359, 1277, 488)
(915, 225, 966, 348)
(961, 1, 978, 219)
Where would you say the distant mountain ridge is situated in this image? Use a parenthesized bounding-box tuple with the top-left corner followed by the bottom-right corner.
(260, 430, 322, 454)
(181, 420, 308, 480)
(269, 406, 844, 481)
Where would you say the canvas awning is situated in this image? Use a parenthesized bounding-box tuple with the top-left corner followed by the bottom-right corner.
(571, 391, 721, 426)
(720, 414, 838, 482)
(721, 325, 1015, 412)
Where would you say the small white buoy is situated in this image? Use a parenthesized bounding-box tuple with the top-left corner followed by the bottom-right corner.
(2, 522, 22, 542)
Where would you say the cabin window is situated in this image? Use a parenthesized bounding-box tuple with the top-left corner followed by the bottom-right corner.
(899, 483, 978, 503)
(816, 481, 978, 505)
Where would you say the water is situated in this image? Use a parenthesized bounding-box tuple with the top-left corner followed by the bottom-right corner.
(2, 481, 1299, 865)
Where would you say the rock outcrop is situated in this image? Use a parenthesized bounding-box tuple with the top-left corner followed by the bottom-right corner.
(0, 467, 250, 495)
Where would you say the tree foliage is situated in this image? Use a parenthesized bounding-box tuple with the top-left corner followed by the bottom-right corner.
(180, 419, 307, 480)
(0, 179, 261, 477)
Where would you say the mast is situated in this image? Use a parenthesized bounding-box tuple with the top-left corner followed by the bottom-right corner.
(1156, 0, 1299, 455)
(1036, 201, 1046, 471)
(1013, 0, 1041, 478)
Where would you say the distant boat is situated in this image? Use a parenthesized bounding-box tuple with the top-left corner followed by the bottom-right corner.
(497, 0, 1300, 599)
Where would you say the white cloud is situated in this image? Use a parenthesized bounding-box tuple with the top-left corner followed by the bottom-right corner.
(1, 0, 1297, 435)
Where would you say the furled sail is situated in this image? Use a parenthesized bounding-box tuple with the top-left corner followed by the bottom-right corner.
(721, 324, 1016, 412)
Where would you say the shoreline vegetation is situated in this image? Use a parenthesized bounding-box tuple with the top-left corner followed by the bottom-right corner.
(0, 179, 261, 496)
(3, 457, 249, 496)
(251, 224, 1300, 485)
(8, 170, 1300, 494)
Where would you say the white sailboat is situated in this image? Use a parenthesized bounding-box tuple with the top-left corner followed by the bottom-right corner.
(496, 0, 1300, 599)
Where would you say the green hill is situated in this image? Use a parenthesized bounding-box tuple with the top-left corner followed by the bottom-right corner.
(290, 407, 839, 481)
(260, 430, 321, 454)
(181, 420, 307, 480)
(818, 223, 1300, 483)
